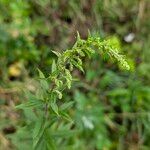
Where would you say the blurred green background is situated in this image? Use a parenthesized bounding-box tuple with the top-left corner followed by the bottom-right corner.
(0, 0, 150, 149)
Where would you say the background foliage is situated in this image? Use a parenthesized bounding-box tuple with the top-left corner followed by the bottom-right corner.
(0, 0, 150, 150)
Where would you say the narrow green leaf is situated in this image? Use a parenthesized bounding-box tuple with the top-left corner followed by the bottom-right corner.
(60, 101, 74, 110)
(37, 68, 45, 78)
(52, 51, 61, 57)
(37, 68, 49, 90)
(76, 31, 80, 40)
(44, 130, 56, 150)
(51, 59, 57, 73)
(33, 125, 46, 149)
(60, 112, 73, 122)
(33, 117, 43, 140)
(16, 99, 43, 109)
(50, 101, 59, 115)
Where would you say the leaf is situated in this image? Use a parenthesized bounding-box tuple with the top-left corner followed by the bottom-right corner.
(60, 101, 74, 110)
(50, 100, 59, 116)
(65, 78, 71, 89)
(52, 51, 61, 57)
(37, 68, 49, 90)
(76, 31, 81, 40)
(51, 59, 57, 73)
(87, 29, 91, 37)
(108, 88, 129, 97)
(32, 118, 43, 140)
(44, 130, 56, 150)
(71, 59, 84, 73)
(16, 98, 43, 109)
(33, 124, 46, 149)
(16, 91, 44, 109)
(37, 68, 45, 78)
(60, 112, 73, 122)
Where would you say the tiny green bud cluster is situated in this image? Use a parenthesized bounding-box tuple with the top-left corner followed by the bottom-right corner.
(49, 33, 130, 101)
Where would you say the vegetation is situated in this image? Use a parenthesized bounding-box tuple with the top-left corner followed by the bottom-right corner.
(16, 33, 129, 149)
(0, 0, 150, 150)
